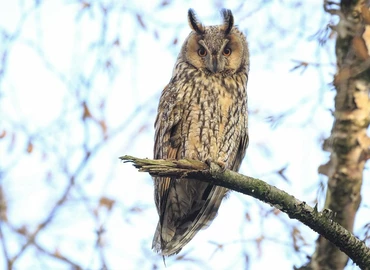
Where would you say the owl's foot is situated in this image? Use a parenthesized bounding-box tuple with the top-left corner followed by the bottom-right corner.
(205, 158, 227, 174)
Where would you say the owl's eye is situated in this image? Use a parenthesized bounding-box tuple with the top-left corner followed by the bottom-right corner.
(198, 47, 207, 57)
(223, 47, 232, 56)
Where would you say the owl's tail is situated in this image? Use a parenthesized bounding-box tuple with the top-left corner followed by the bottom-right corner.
(152, 184, 228, 256)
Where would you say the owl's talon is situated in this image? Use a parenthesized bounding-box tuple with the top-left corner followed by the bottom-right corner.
(216, 160, 227, 172)
(205, 158, 213, 167)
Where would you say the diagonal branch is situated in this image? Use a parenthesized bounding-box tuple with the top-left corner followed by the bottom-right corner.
(120, 155, 370, 269)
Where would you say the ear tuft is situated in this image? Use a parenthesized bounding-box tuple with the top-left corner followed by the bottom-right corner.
(221, 9, 234, 35)
(188, 9, 205, 34)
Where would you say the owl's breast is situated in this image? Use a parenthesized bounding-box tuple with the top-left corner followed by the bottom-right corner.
(179, 76, 244, 162)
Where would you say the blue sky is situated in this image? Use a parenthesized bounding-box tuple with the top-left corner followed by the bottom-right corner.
(0, 0, 368, 269)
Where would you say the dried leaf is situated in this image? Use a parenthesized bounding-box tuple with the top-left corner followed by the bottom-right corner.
(82, 102, 92, 120)
(99, 197, 115, 211)
(27, 141, 33, 153)
(0, 130, 6, 139)
(99, 120, 108, 139)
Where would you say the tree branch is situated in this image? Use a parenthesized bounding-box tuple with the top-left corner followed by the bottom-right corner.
(120, 155, 370, 269)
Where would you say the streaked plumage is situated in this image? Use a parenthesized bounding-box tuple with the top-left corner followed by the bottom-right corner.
(152, 9, 250, 256)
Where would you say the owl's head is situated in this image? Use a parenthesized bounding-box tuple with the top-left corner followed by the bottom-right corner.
(180, 9, 249, 76)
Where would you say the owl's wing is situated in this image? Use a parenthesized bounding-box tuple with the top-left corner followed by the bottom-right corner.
(153, 84, 183, 215)
(231, 129, 249, 171)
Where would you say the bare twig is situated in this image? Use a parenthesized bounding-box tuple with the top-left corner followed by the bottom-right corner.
(33, 241, 82, 270)
(0, 222, 11, 270)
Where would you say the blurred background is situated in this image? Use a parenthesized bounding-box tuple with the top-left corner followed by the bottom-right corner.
(0, 0, 369, 269)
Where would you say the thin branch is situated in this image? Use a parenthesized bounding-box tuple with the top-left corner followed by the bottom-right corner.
(9, 178, 75, 266)
(33, 241, 82, 269)
(120, 155, 370, 269)
(0, 221, 11, 270)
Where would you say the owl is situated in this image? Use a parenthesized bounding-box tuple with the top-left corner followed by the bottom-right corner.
(153, 9, 249, 256)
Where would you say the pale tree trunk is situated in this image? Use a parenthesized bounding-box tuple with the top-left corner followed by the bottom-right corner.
(308, 0, 370, 269)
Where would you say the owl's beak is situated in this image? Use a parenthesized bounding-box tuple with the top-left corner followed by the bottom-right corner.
(212, 58, 218, 73)
(208, 55, 220, 73)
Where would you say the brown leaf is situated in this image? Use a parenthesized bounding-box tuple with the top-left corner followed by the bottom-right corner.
(27, 141, 33, 153)
(0, 130, 6, 139)
(99, 120, 108, 139)
(99, 197, 115, 211)
(82, 102, 92, 120)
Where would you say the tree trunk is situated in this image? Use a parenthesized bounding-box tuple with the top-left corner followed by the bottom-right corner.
(309, 0, 370, 269)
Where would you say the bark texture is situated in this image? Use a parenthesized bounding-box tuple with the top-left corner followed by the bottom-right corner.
(308, 1, 370, 269)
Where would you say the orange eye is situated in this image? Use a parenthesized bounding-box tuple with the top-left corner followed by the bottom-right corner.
(223, 47, 232, 56)
(198, 47, 207, 57)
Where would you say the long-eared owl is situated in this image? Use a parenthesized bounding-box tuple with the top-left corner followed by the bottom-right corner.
(153, 9, 249, 256)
